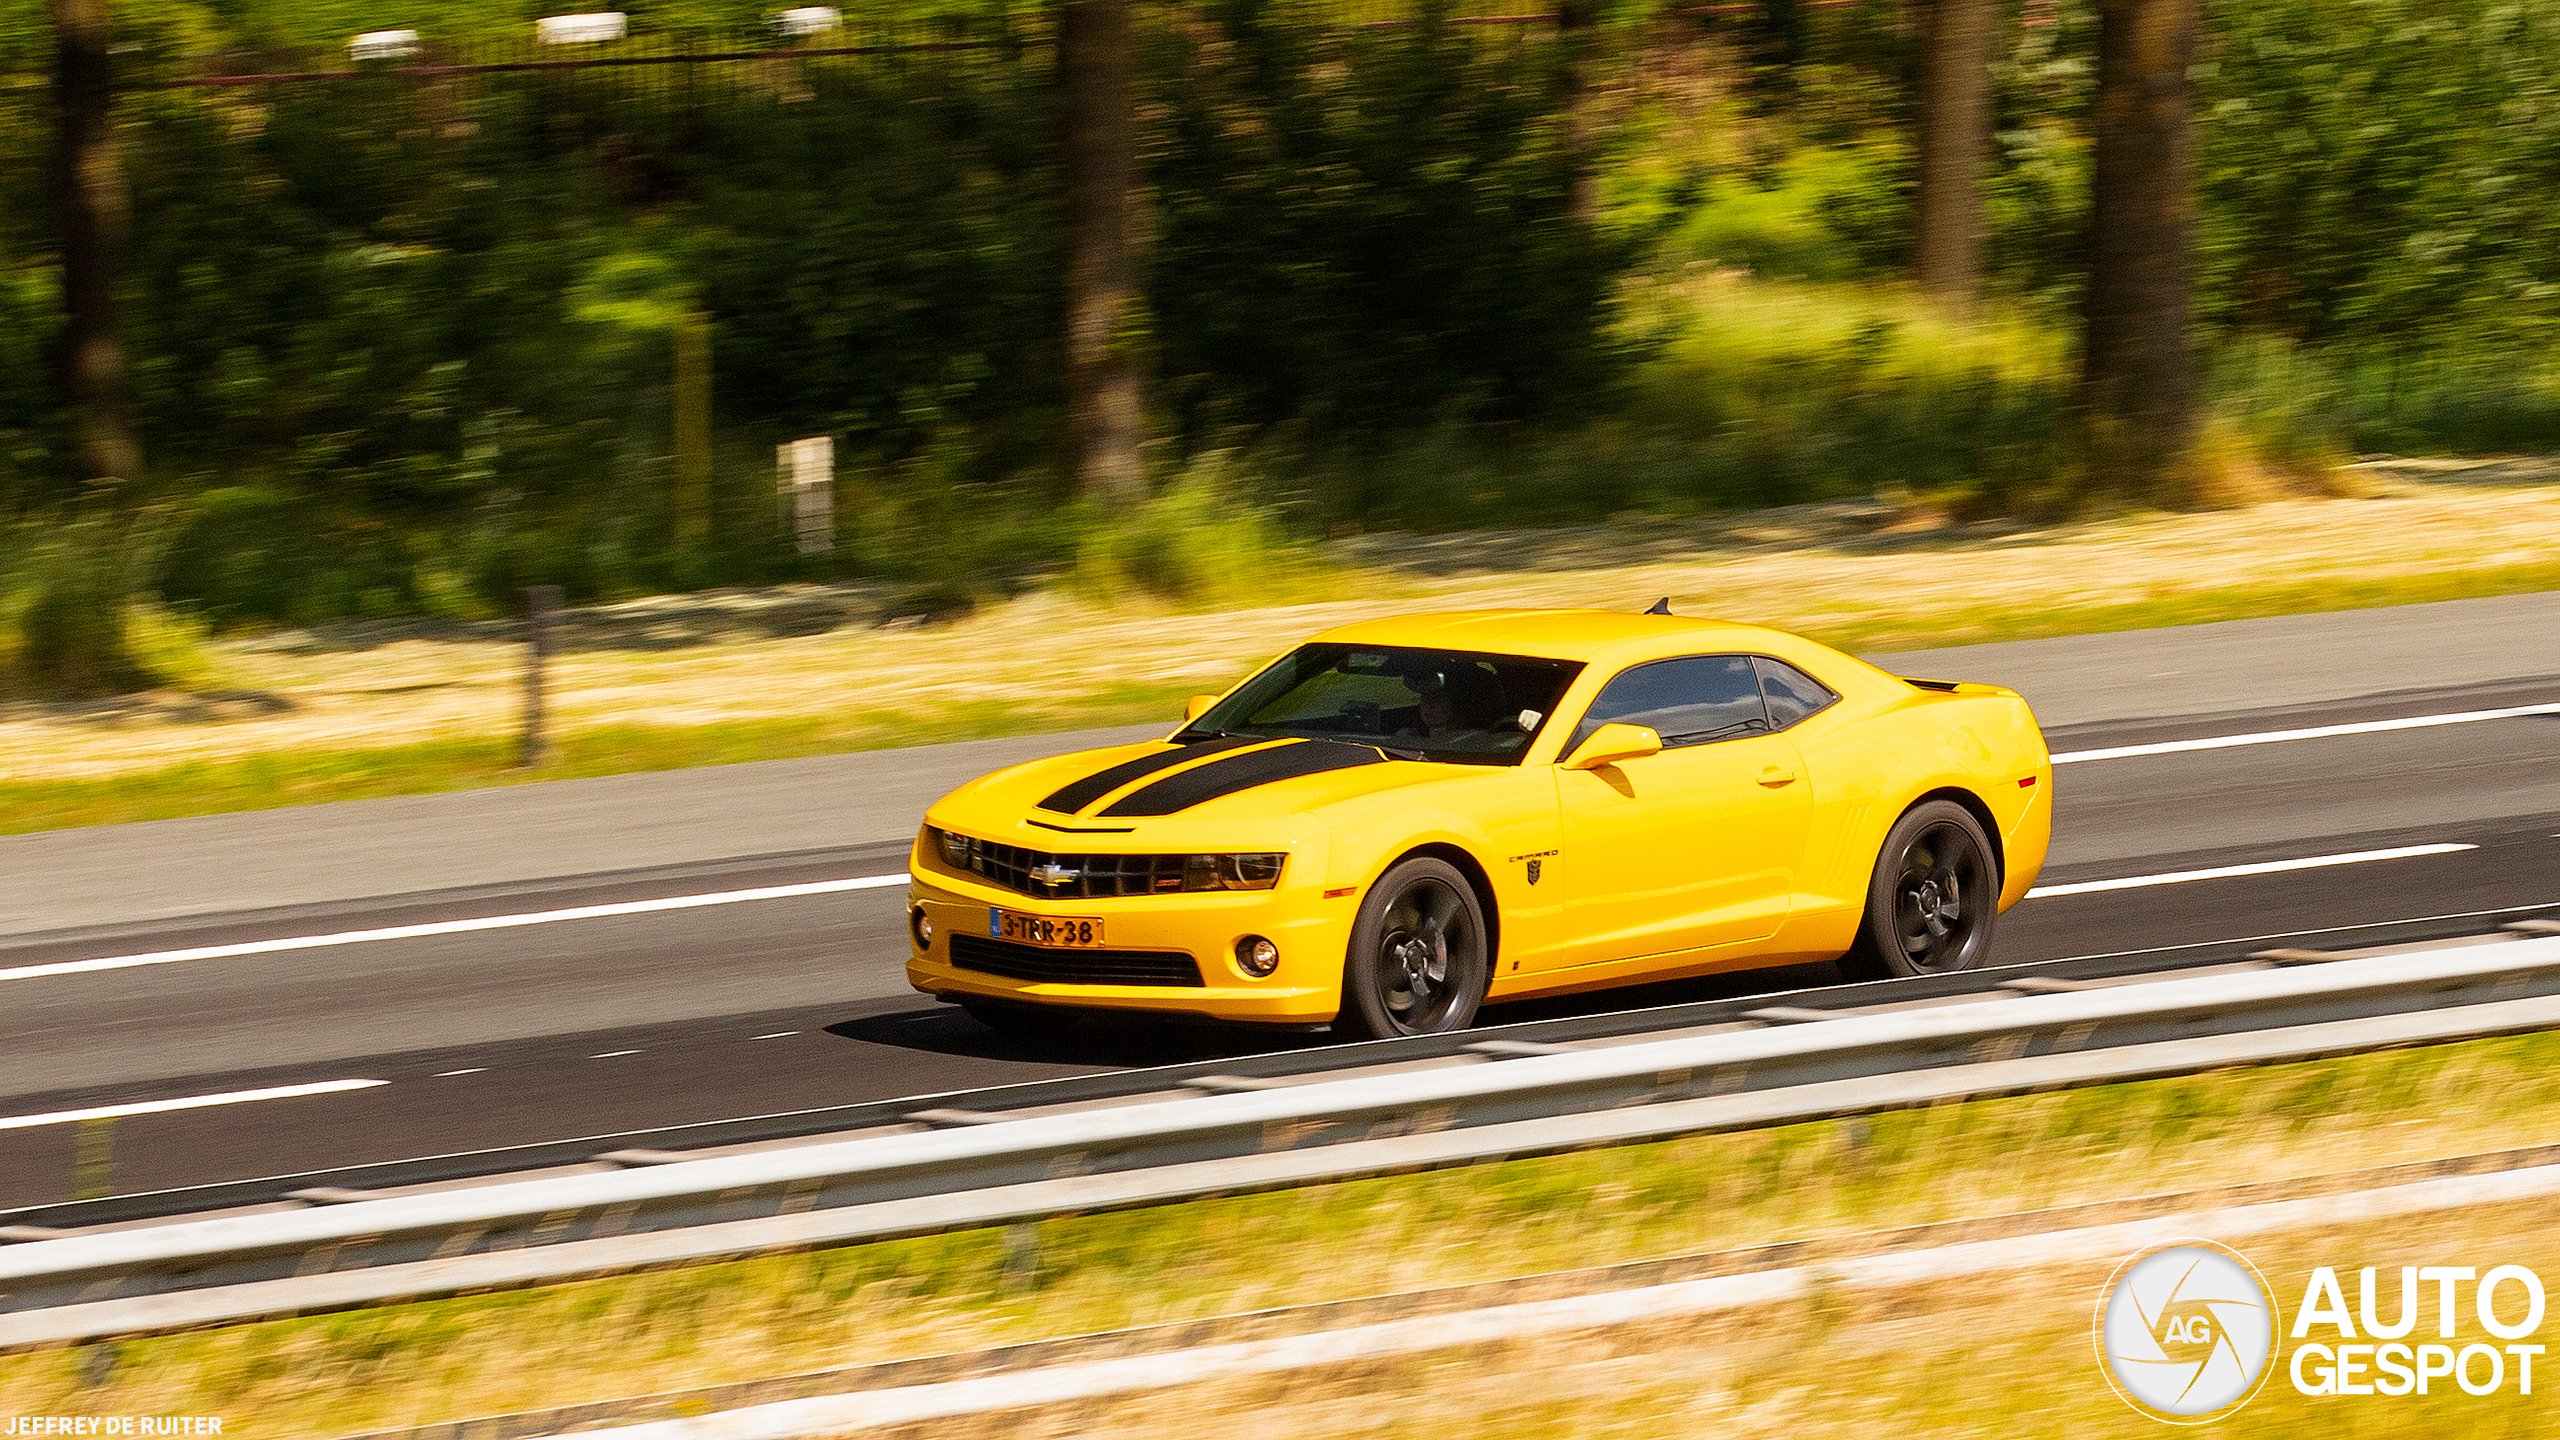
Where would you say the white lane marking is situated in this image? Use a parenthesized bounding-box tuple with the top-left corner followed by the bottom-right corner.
(2043, 900, 2560, 966)
(0, 873, 915, 986)
(2026, 843, 2475, 899)
(2052, 703, 2560, 764)
(752, 1032, 799, 1041)
(590, 1050, 642, 1059)
(0, 1079, 386, 1132)
(434, 1069, 486, 1078)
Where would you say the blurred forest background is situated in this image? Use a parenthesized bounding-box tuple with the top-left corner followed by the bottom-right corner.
(3, 0, 2559, 693)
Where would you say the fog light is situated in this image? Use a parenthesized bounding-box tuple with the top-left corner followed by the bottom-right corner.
(910, 907, 933, 950)
(1236, 935, 1280, 977)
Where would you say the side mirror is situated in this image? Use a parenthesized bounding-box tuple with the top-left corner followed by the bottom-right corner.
(1563, 723, 1663, 771)
(1184, 694, 1220, 722)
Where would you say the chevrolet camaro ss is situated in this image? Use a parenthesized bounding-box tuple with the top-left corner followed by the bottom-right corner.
(904, 608, 2052, 1038)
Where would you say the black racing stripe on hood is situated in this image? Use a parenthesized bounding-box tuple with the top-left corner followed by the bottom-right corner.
(1037, 736, 1260, 814)
(1098, 740, 1388, 818)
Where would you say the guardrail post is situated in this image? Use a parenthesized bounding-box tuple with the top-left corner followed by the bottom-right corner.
(520, 584, 562, 769)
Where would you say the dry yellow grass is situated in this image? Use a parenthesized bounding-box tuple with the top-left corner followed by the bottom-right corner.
(2, 468, 2555, 788)
(898, 1199, 2560, 1440)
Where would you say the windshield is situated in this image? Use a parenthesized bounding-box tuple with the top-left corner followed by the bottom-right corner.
(1178, 644, 1583, 765)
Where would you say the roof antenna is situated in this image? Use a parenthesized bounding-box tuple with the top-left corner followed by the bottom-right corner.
(1644, 597, 1673, 615)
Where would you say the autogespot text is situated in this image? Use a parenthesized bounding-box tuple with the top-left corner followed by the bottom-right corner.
(2290, 1265, 2545, 1397)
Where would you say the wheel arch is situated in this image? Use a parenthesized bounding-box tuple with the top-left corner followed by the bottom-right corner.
(1905, 785, 2006, 885)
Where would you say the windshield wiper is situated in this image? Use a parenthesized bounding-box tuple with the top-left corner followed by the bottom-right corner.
(1375, 744, 1428, 761)
(1177, 729, 1263, 743)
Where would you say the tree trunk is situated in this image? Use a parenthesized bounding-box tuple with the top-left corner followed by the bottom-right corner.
(1058, 0, 1146, 501)
(51, 0, 140, 487)
(1913, 0, 1992, 310)
(2081, 0, 2201, 500)
(1558, 0, 1602, 226)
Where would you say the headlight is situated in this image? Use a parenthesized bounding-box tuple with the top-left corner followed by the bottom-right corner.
(931, 827, 974, 869)
(1180, 853, 1286, 891)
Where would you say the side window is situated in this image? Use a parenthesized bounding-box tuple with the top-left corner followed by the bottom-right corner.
(1568, 655, 1768, 753)
(1754, 656, 1840, 730)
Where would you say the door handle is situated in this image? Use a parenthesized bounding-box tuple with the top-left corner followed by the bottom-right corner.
(1757, 764, 1798, 787)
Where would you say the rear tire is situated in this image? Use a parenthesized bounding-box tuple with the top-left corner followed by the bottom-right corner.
(1334, 857, 1491, 1041)
(1838, 800, 2001, 981)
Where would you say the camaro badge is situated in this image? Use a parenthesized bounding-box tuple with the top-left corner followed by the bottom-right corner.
(1506, 849, 1556, 884)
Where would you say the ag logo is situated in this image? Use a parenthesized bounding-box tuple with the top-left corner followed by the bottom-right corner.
(2097, 1240, 2280, 1423)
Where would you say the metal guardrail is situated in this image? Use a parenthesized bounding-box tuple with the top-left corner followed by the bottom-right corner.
(3, 934, 2557, 1347)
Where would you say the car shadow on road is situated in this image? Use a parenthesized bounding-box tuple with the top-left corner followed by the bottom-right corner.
(824, 1006, 1318, 1069)
(829, 956, 1856, 1068)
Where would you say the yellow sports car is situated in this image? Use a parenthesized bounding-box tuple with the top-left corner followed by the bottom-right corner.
(905, 607, 2051, 1038)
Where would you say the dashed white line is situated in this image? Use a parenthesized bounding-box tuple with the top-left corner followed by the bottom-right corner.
(435, 1069, 486, 1077)
(590, 1050, 643, 1059)
(0, 873, 916, 986)
(2026, 843, 2476, 899)
(0, 1079, 387, 1132)
(2052, 703, 2560, 764)
(752, 1032, 800, 1041)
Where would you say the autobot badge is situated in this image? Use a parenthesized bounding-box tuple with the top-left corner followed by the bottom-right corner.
(1526, 859, 1542, 885)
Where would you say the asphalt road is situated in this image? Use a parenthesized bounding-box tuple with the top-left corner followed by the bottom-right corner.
(3, 601, 2557, 1211)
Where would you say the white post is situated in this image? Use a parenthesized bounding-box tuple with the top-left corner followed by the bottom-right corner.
(778, 436, 835, 555)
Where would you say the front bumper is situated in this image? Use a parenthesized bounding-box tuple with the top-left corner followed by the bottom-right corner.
(903, 872, 1351, 1024)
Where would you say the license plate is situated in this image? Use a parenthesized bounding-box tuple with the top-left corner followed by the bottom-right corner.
(989, 908, 1106, 948)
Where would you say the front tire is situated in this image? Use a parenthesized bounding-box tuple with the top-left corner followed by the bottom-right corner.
(1838, 800, 2000, 981)
(1334, 857, 1490, 1040)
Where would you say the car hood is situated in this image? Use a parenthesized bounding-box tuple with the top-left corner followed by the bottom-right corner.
(926, 736, 1469, 847)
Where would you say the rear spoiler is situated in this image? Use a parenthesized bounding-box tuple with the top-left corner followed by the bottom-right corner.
(1901, 676, 2023, 700)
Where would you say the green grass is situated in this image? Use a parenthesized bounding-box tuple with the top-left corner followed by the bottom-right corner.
(9, 1028, 2560, 1433)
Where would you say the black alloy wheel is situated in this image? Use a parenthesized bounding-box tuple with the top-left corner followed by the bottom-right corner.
(1838, 799, 2000, 981)
(1336, 857, 1491, 1040)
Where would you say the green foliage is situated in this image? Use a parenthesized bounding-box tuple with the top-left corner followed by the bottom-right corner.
(1, 3, 1636, 626)
(6, 0, 2560, 637)
(1066, 451, 1341, 609)
(2201, 0, 2560, 355)
(1148, 0, 1633, 435)
(0, 513, 209, 698)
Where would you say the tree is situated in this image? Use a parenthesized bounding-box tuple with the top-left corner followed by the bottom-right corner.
(1913, 0, 1992, 309)
(2081, 0, 2201, 499)
(50, 0, 140, 487)
(1058, 0, 1146, 500)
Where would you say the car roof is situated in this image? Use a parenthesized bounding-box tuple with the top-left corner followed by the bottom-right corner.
(1309, 609, 1802, 665)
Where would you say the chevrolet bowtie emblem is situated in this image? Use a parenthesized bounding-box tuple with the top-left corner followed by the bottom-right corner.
(1029, 862, 1080, 886)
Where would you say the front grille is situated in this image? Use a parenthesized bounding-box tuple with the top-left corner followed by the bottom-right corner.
(949, 933, 1204, 987)
(966, 842, 1194, 899)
